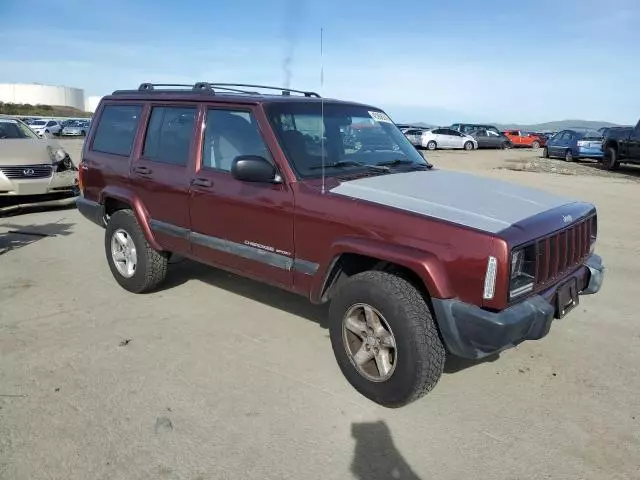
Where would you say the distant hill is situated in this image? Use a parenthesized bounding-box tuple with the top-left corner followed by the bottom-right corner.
(493, 120, 627, 132)
(0, 102, 92, 118)
(402, 119, 631, 132)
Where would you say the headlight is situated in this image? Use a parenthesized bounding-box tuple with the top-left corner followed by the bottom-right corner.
(509, 245, 536, 300)
(47, 146, 68, 162)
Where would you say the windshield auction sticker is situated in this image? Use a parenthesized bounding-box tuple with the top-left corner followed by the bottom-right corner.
(369, 111, 393, 123)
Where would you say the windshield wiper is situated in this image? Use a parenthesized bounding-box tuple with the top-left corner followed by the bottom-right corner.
(376, 159, 433, 169)
(309, 160, 389, 172)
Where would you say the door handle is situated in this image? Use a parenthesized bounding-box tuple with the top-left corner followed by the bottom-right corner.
(134, 166, 152, 175)
(191, 178, 213, 188)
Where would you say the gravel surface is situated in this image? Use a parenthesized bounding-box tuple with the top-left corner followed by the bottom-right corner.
(1, 140, 639, 480)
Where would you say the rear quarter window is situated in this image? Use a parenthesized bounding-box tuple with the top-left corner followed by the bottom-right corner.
(91, 104, 143, 156)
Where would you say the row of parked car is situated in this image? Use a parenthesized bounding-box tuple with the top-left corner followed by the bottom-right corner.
(397, 122, 640, 167)
(397, 123, 553, 152)
(19, 117, 91, 138)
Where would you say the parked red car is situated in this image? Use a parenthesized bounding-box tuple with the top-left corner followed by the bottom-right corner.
(502, 130, 546, 148)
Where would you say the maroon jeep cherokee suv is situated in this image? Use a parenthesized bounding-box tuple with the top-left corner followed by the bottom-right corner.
(77, 82, 604, 407)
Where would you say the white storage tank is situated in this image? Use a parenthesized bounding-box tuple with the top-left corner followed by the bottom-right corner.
(0, 83, 86, 111)
(85, 95, 103, 113)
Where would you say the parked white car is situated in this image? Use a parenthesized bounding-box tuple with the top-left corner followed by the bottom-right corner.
(28, 119, 62, 137)
(421, 127, 478, 150)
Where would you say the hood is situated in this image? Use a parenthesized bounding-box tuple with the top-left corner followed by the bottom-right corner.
(329, 170, 579, 234)
(0, 139, 56, 166)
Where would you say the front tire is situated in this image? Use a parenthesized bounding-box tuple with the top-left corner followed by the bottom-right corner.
(463, 141, 474, 151)
(426, 140, 437, 151)
(502, 142, 512, 150)
(542, 146, 549, 158)
(105, 210, 168, 293)
(329, 271, 445, 408)
(531, 141, 540, 149)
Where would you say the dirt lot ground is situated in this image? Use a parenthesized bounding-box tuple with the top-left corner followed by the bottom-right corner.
(1, 140, 639, 480)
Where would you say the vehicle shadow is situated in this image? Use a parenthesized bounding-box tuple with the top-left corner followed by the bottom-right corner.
(444, 353, 499, 374)
(0, 221, 75, 256)
(162, 258, 329, 328)
(351, 421, 422, 480)
(577, 160, 640, 180)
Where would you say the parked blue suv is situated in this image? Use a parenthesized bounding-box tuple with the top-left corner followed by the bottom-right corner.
(543, 129, 604, 162)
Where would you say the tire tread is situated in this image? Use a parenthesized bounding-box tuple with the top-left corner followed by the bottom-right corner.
(332, 271, 445, 407)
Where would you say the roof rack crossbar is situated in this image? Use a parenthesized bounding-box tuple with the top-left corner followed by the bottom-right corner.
(207, 83, 321, 98)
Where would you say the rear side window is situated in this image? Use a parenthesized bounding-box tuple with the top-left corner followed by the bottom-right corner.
(142, 106, 196, 166)
(92, 105, 142, 156)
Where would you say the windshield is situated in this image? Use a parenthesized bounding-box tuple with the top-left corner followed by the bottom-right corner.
(266, 103, 429, 178)
(31, 120, 46, 126)
(0, 119, 39, 139)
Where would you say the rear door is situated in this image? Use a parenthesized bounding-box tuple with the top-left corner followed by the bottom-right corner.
(474, 129, 488, 148)
(130, 103, 197, 254)
(188, 104, 295, 289)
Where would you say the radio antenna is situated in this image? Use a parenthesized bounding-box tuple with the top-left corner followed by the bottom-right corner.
(320, 27, 326, 194)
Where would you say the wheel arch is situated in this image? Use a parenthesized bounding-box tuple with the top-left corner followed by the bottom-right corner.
(311, 238, 454, 304)
(99, 187, 161, 251)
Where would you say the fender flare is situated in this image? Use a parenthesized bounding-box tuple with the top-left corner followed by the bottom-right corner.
(310, 236, 454, 303)
(99, 186, 161, 251)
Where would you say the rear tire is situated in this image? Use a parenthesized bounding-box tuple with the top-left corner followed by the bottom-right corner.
(463, 141, 474, 151)
(105, 210, 168, 293)
(502, 142, 512, 150)
(531, 141, 540, 149)
(329, 271, 445, 408)
(426, 141, 437, 151)
(603, 146, 620, 171)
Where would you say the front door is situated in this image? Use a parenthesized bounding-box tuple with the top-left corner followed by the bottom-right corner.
(130, 103, 197, 254)
(188, 105, 295, 289)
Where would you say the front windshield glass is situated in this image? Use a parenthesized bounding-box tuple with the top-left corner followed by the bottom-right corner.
(31, 120, 46, 126)
(266, 102, 429, 178)
(0, 119, 39, 139)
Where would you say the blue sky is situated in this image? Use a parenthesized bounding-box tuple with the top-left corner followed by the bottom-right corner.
(1, 0, 639, 124)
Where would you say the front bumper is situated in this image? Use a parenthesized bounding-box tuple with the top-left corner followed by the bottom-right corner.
(432, 254, 605, 359)
(0, 162, 78, 198)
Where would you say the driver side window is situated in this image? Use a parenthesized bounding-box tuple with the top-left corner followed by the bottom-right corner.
(202, 109, 273, 172)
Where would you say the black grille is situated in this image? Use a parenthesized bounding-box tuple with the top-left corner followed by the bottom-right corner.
(0, 165, 53, 179)
(534, 216, 595, 286)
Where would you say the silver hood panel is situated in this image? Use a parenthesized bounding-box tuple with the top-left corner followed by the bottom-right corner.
(329, 170, 577, 233)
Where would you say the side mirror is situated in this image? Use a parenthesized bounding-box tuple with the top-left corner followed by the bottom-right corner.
(231, 155, 281, 183)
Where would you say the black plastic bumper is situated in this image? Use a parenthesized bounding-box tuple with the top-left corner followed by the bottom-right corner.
(76, 196, 105, 228)
(432, 254, 605, 359)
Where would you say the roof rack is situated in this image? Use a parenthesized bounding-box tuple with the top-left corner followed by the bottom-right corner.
(112, 82, 321, 98)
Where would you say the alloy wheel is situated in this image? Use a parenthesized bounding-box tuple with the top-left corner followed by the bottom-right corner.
(342, 303, 397, 382)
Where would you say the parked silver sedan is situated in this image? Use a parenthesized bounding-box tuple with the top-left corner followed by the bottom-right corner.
(0, 116, 78, 212)
(400, 127, 429, 148)
(420, 127, 478, 150)
(61, 120, 90, 137)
